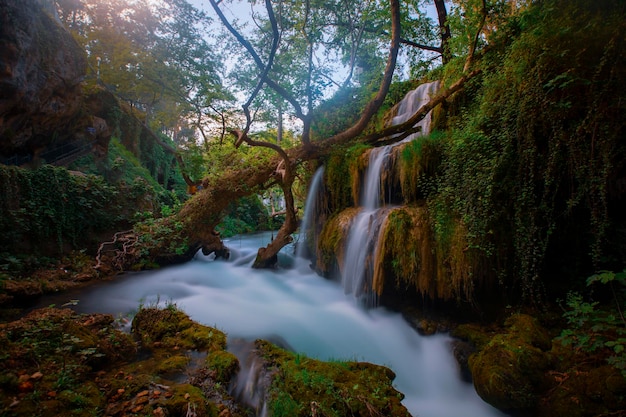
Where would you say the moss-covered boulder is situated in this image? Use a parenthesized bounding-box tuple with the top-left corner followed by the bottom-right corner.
(315, 208, 358, 276)
(206, 350, 240, 385)
(256, 340, 410, 417)
(467, 314, 553, 413)
(132, 305, 227, 352)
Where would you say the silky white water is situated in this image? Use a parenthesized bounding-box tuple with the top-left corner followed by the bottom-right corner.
(295, 165, 324, 259)
(341, 81, 441, 304)
(48, 234, 506, 417)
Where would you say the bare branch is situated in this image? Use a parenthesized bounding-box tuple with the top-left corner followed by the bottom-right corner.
(208, 0, 306, 120)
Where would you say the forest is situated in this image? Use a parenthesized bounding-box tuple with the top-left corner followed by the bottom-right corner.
(1, 0, 625, 416)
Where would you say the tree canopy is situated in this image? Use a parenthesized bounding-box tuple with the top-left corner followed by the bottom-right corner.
(51, 0, 608, 273)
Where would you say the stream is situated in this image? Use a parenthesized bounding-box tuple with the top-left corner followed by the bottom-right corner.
(40, 232, 507, 417)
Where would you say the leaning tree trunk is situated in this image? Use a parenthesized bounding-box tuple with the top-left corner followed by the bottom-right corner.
(252, 166, 299, 268)
(175, 159, 279, 257)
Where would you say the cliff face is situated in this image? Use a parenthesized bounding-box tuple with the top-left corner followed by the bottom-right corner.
(0, 0, 87, 157)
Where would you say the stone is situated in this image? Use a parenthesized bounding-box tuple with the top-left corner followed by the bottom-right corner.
(0, 0, 87, 155)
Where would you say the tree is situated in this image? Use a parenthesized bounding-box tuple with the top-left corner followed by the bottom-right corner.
(98, 0, 502, 271)
(203, 0, 401, 267)
(56, 0, 230, 142)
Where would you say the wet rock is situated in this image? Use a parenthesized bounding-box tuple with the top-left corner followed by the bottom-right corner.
(468, 314, 553, 413)
(450, 339, 474, 382)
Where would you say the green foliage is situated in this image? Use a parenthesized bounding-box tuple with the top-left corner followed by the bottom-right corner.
(324, 143, 371, 212)
(62, 0, 228, 136)
(131, 208, 190, 268)
(481, 0, 626, 293)
(0, 165, 124, 254)
(398, 130, 445, 202)
(431, 127, 500, 257)
(405, 0, 626, 302)
(558, 269, 626, 377)
(216, 194, 270, 238)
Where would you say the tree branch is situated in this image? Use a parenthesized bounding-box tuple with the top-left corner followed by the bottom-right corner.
(309, 0, 402, 152)
(363, 69, 482, 146)
(464, 0, 487, 72)
(208, 0, 307, 121)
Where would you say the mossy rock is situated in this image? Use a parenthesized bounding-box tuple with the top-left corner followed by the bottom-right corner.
(206, 350, 240, 384)
(538, 365, 626, 417)
(503, 313, 552, 351)
(468, 314, 553, 413)
(0, 308, 135, 416)
(451, 322, 496, 350)
(157, 384, 210, 417)
(316, 208, 358, 276)
(132, 306, 226, 351)
(156, 352, 191, 375)
(535, 340, 626, 417)
(56, 381, 104, 414)
(257, 340, 410, 417)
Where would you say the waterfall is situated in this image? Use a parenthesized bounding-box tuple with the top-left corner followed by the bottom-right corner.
(228, 339, 272, 417)
(341, 81, 440, 306)
(296, 166, 325, 259)
(341, 147, 393, 306)
(392, 80, 441, 143)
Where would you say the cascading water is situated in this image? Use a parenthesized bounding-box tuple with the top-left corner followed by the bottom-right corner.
(39, 233, 507, 417)
(296, 166, 324, 260)
(32, 80, 509, 417)
(341, 81, 440, 305)
(392, 80, 441, 143)
(341, 147, 392, 305)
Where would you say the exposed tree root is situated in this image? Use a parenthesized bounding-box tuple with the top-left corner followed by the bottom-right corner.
(94, 230, 139, 272)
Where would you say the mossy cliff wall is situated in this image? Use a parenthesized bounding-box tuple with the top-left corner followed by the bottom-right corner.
(317, 143, 492, 306)
(314, 1, 626, 309)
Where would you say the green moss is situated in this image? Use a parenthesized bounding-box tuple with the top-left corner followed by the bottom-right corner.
(376, 207, 432, 296)
(157, 353, 191, 374)
(468, 314, 553, 413)
(0, 308, 137, 416)
(158, 384, 209, 417)
(205, 351, 239, 384)
(452, 323, 496, 350)
(324, 143, 370, 212)
(315, 208, 358, 276)
(398, 131, 445, 203)
(257, 340, 410, 417)
(132, 306, 226, 352)
(57, 382, 104, 414)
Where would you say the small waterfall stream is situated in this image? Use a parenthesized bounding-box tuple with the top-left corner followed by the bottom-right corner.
(296, 166, 324, 259)
(341, 81, 440, 305)
(341, 147, 392, 306)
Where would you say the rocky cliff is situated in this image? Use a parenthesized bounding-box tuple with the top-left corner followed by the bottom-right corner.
(0, 0, 88, 162)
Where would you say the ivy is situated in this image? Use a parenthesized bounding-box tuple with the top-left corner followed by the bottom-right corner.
(0, 164, 162, 257)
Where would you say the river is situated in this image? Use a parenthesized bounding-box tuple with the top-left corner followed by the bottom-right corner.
(40, 232, 507, 417)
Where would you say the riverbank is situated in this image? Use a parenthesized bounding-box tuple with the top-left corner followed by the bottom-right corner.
(2, 245, 625, 417)
(0, 304, 411, 417)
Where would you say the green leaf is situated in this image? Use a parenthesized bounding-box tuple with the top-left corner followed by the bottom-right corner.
(587, 271, 615, 286)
